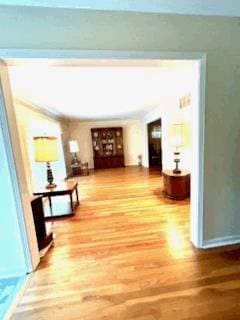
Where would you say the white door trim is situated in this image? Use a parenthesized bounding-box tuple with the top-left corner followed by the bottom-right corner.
(0, 49, 206, 249)
(0, 49, 205, 60)
(196, 55, 206, 247)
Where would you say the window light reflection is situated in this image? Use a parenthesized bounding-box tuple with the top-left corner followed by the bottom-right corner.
(166, 222, 186, 259)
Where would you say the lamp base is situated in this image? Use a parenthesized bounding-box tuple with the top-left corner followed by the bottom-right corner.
(173, 152, 181, 174)
(46, 183, 57, 189)
(46, 162, 56, 189)
(71, 153, 81, 166)
(173, 169, 181, 174)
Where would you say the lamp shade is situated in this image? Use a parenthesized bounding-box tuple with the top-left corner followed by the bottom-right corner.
(69, 140, 79, 153)
(34, 136, 58, 162)
(170, 124, 185, 148)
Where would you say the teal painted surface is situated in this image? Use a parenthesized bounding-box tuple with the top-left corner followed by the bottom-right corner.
(0, 276, 27, 319)
(0, 123, 26, 277)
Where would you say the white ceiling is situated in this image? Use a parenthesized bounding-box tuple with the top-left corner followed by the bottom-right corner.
(8, 59, 197, 121)
(1, 0, 240, 17)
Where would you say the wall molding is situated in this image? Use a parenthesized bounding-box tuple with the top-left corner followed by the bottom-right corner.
(0, 49, 206, 61)
(203, 235, 240, 249)
(15, 97, 63, 121)
(0, 1, 239, 17)
(125, 162, 139, 166)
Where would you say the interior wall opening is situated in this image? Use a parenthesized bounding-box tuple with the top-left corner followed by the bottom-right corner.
(0, 53, 204, 281)
(2, 55, 202, 246)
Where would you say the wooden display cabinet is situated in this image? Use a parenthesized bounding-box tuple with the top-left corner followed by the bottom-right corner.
(91, 127, 124, 169)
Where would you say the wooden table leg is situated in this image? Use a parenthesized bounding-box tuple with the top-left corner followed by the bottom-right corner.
(76, 186, 79, 205)
(70, 194, 74, 213)
(48, 196, 53, 217)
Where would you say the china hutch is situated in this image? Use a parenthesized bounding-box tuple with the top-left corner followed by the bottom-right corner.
(91, 127, 124, 169)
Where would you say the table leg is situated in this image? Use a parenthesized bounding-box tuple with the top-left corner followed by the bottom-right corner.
(48, 196, 53, 217)
(76, 186, 79, 205)
(70, 194, 74, 213)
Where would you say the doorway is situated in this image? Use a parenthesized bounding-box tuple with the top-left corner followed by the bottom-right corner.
(0, 50, 206, 262)
(148, 118, 162, 170)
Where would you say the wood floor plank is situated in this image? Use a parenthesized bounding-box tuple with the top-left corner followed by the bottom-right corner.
(12, 166, 240, 319)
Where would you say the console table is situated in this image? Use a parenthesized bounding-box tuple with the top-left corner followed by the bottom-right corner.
(162, 170, 190, 200)
(33, 181, 79, 218)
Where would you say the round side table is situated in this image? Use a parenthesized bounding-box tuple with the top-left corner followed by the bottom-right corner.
(162, 170, 190, 200)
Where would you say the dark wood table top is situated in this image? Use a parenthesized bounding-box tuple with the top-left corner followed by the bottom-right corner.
(33, 181, 78, 196)
(163, 170, 190, 177)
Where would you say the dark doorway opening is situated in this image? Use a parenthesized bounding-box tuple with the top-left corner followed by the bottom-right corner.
(148, 119, 162, 170)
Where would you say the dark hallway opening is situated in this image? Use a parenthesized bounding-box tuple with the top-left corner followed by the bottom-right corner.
(148, 119, 162, 170)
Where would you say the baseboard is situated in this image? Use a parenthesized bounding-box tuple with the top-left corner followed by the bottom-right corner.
(202, 235, 240, 249)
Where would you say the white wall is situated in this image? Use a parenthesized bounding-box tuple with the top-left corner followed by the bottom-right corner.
(68, 119, 143, 168)
(61, 120, 72, 176)
(67, 65, 198, 171)
(142, 64, 199, 172)
(14, 102, 67, 192)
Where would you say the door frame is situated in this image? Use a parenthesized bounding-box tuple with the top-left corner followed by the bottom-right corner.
(0, 49, 206, 251)
(0, 74, 33, 274)
(147, 118, 162, 169)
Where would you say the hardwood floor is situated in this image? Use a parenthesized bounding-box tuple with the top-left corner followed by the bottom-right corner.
(13, 166, 240, 320)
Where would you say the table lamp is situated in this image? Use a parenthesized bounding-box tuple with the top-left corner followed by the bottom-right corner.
(69, 140, 80, 165)
(34, 136, 58, 189)
(170, 123, 185, 174)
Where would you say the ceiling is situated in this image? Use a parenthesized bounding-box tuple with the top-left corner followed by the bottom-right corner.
(1, 0, 240, 17)
(8, 59, 197, 121)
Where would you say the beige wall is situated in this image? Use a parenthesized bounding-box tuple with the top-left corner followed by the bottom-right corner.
(1, 6, 240, 242)
(68, 119, 142, 168)
(59, 120, 72, 176)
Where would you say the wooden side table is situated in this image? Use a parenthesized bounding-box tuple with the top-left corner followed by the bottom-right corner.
(33, 181, 79, 218)
(31, 196, 53, 251)
(71, 164, 81, 176)
(80, 162, 89, 176)
(162, 170, 190, 200)
(71, 162, 89, 176)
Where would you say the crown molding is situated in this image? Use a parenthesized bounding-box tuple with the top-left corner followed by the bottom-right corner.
(0, 0, 240, 17)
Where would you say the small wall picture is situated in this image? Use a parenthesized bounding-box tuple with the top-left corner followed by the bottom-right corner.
(180, 93, 191, 109)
